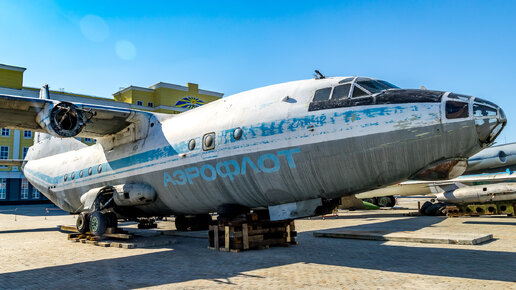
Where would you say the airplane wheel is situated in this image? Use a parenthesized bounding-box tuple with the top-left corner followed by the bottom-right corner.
(377, 196, 396, 207)
(89, 211, 108, 236)
(105, 212, 118, 228)
(76, 212, 90, 234)
(175, 215, 188, 231)
(376, 197, 391, 207)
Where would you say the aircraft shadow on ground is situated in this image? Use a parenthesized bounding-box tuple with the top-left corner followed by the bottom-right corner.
(1, 216, 515, 288)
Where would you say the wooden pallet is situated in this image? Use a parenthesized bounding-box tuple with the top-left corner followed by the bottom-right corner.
(67, 233, 175, 249)
(209, 213, 298, 252)
(60, 225, 134, 239)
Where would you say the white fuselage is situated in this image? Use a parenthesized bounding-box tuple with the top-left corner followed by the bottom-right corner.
(21, 77, 490, 216)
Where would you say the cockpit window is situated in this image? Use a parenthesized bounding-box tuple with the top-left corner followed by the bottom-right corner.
(356, 79, 398, 94)
(351, 86, 368, 98)
(313, 87, 332, 102)
(448, 93, 472, 102)
(377, 80, 399, 89)
(473, 104, 497, 117)
(446, 101, 469, 119)
(331, 84, 351, 100)
(338, 77, 355, 84)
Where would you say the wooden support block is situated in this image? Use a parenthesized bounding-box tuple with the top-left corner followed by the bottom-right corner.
(286, 225, 291, 243)
(225, 226, 230, 251)
(242, 223, 249, 250)
(214, 225, 219, 250)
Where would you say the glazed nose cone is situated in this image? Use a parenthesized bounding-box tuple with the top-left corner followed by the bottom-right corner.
(472, 98, 506, 145)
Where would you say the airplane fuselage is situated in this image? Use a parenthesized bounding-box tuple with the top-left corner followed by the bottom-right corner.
(21, 77, 504, 217)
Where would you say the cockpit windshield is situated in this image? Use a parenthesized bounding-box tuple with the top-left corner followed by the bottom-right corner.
(356, 79, 399, 94)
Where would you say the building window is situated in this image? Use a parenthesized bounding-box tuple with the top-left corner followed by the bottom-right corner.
(84, 138, 92, 143)
(0, 146, 9, 160)
(136, 100, 143, 106)
(22, 147, 29, 159)
(0, 146, 7, 169)
(0, 178, 6, 199)
(23, 130, 32, 138)
(32, 187, 40, 199)
(1, 128, 10, 136)
(148, 102, 154, 108)
(21, 178, 28, 199)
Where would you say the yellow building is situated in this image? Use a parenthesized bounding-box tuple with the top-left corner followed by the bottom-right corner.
(0, 63, 223, 203)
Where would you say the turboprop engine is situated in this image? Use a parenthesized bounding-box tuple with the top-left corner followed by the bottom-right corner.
(436, 183, 516, 204)
(35, 101, 87, 137)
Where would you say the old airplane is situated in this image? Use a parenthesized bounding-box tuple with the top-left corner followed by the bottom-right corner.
(0, 74, 507, 235)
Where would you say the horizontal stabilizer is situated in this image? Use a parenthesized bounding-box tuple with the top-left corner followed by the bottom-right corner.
(0, 159, 25, 167)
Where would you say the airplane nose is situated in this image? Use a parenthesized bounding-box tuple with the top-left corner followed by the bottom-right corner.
(472, 97, 506, 146)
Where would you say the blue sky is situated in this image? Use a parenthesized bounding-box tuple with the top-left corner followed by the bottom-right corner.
(1, 0, 516, 142)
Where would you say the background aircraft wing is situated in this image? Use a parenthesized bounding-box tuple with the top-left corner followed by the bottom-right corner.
(0, 93, 156, 138)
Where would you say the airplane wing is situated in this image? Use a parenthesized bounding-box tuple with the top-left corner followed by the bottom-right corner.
(0, 93, 156, 138)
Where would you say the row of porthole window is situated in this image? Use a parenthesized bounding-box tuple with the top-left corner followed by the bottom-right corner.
(64, 164, 103, 182)
(187, 127, 243, 152)
(62, 128, 245, 181)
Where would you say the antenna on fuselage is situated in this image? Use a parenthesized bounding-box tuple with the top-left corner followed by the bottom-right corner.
(314, 70, 326, 80)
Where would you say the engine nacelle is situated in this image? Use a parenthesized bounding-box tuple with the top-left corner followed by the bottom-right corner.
(112, 184, 157, 207)
(36, 101, 86, 137)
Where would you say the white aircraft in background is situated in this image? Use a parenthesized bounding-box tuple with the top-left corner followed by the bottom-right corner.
(0, 73, 506, 235)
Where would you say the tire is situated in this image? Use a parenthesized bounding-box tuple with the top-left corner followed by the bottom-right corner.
(76, 212, 90, 234)
(105, 212, 118, 228)
(386, 196, 396, 207)
(420, 201, 432, 214)
(89, 211, 108, 236)
(175, 215, 188, 231)
(376, 197, 391, 207)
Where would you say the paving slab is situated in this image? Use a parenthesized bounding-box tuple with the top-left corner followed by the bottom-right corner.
(2, 205, 516, 289)
(313, 229, 493, 245)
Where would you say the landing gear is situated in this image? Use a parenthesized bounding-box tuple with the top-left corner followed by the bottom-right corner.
(76, 212, 90, 234)
(175, 214, 212, 231)
(89, 211, 108, 236)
